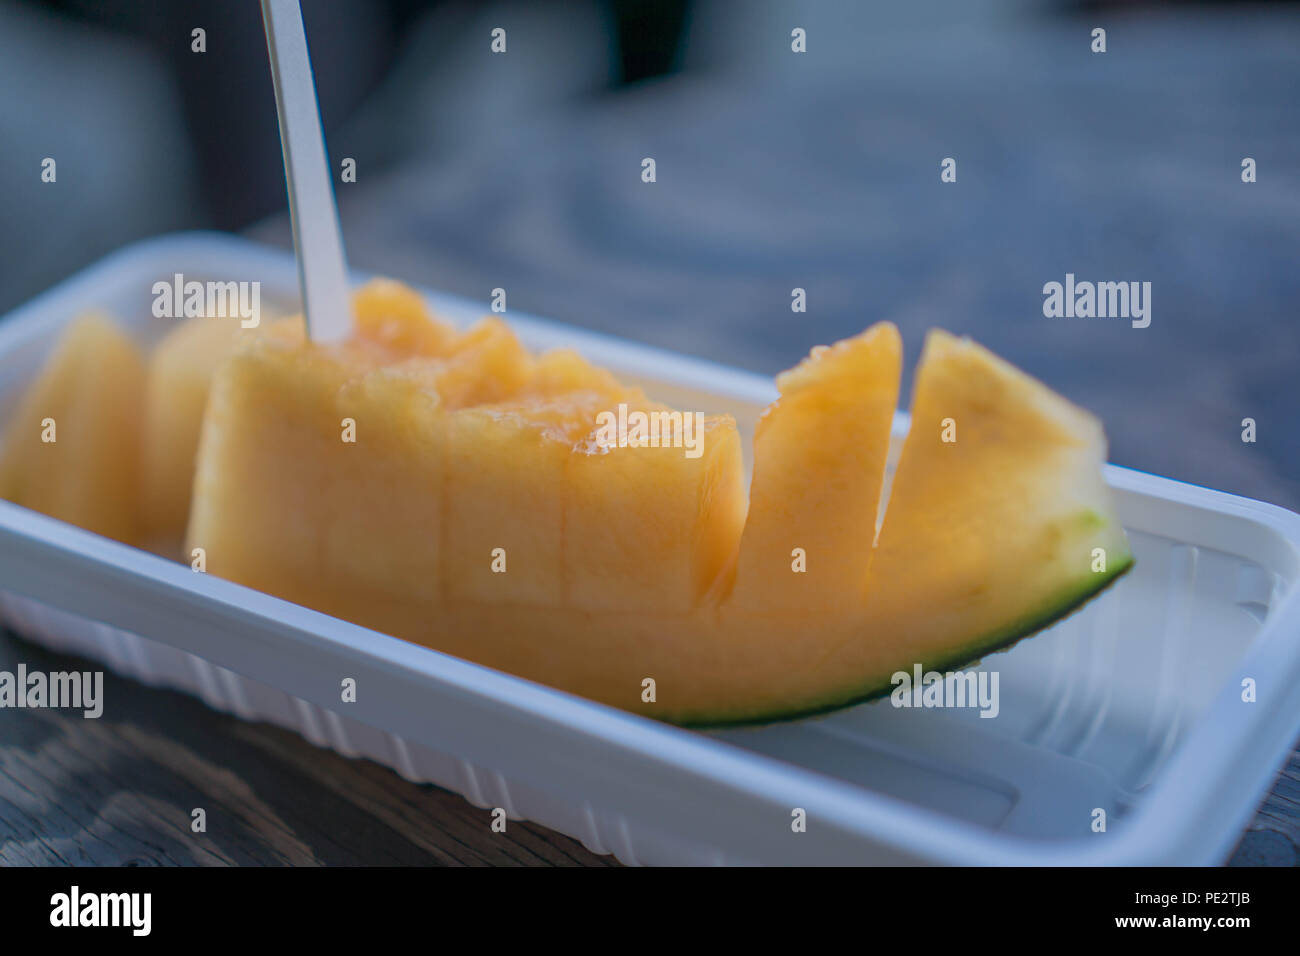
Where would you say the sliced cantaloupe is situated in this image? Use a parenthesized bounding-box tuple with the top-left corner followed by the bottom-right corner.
(443, 348, 649, 606)
(528, 348, 632, 396)
(706, 329, 1135, 724)
(147, 279, 454, 549)
(186, 298, 579, 631)
(0, 282, 1130, 725)
(188, 339, 447, 637)
(725, 322, 901, 613)
(566, 408, 747, 613)
(442, 394, 603, 607)
(0, 314, 145, 545)
(825, 329, 1134, 685)
(182, 287, 1130, 726)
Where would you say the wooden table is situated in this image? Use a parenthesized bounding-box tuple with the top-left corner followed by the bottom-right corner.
(3, 7, 1298, 865)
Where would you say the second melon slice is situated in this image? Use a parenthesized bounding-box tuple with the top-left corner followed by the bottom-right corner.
(794, 330, 1134, 713)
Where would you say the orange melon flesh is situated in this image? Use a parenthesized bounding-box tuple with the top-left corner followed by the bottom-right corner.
(189, 341, 449, 636)
(0, 282, 1132, 726)
(142, 314, 262, 543)
(141, 278, 454, 545)
(184, 291, 1130, 725)
(0, 314, 145, 545)
(868, 332, 1131, 654)
(442, 349, 650, 607)
(788, 330, 1135, 715)
(566, 410, 747, 613)
(351, 278, 458, 357)
(443, 391, 618, 607)
(725, 322, 901, 613)
(184, 282, 460, 627)
(188, 290, 749, 630)
(442, 347, 747, 610)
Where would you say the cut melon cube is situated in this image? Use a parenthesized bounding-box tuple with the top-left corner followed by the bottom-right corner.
(726, 322, 901, 613)
(146, 282, 453, 546)
(188, 301, 536, 629)
(142, 314, 262, 543)
(0, 314, 144, 545)
(442, 393, 610, 606)
(188, 343, 444, 636)
(565, 410, 747, 612)
(442, 351, 651, 607)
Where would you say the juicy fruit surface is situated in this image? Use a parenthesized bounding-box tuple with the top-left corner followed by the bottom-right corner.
(189, 307, 750, 634)
(0, 280, 1134, 726)
(186, 289, 1131, 724)
(567, 413, 746, 613)
(734, 330, 1135, 724)
(188, 344, 446, 631)
(726, 323, 901, 613)
(861, 331, 1132, 663)
(0, 314, 145, 545)
(143, 313, 261, 542)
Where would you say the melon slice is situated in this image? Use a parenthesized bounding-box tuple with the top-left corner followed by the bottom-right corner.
(725, 322, 901, 612)
(695, 330, 1135, 724)
(854, 330, 1132, 673)
(188, 339, 448, 637)
(172, 283, 1131, 726)
(0, 313, 145, 545)
(141, 278, 451, 545)
(183, 282, 458, 627)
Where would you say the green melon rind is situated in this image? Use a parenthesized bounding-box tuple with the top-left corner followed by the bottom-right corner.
(674, 550, 1135, 729)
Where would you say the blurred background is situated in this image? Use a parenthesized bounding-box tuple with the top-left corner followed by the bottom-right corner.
(1, 0, 1297, 509)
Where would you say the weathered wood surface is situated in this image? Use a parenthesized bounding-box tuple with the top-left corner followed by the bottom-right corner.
(2, 7, 1298, 865)
(0, 632, 614, 866)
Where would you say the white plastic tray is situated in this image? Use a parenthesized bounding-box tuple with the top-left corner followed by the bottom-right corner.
(1, 233, 1298, 865)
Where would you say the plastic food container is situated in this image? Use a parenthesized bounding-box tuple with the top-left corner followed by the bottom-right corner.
(1, 233, 1297, 865)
